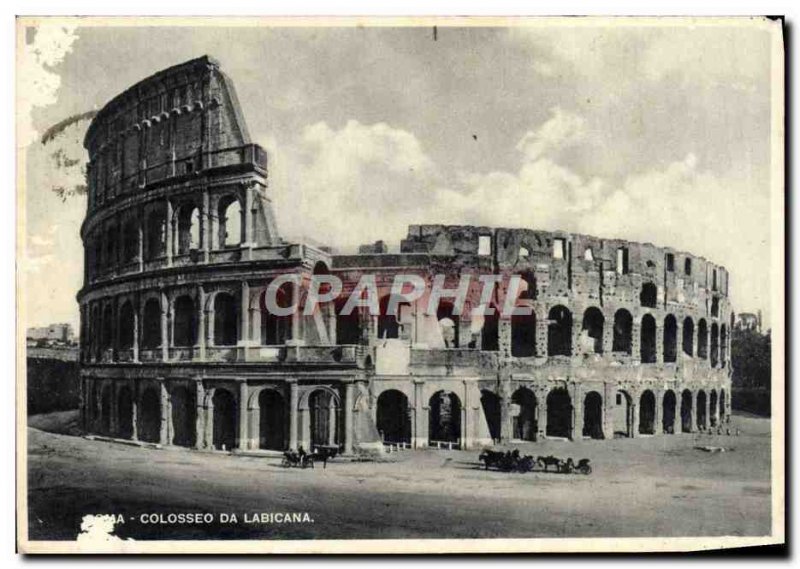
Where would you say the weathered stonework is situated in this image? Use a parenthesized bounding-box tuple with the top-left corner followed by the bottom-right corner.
(79, 56, 733, 454)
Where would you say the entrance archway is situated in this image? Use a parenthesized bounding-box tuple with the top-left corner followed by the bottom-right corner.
(681, 389, 693, 432)
(117, 386, 133, 439)
(309, 389, 340, 449)
(480, 390, 502, 442)
(138, 387, 161, 443)
(709, 390, 718, 427)
(720, 389, 726, 423)
(546, 388, 572, 438)
(212, 388, 237, 451)
(100, 384, 112, 435)
(696, 390, 707, 430)
(613, 390, 633, 437)
(512, 388, 537, 441)
(428, 391, 461, 445)
(639, 390, 656, 435)
(170, 386, 196, 447)
(259, 390, 287, 450)
(582, 391, 604, 439)
(662, 390, 676, 434)
(376, 390, 411, 444)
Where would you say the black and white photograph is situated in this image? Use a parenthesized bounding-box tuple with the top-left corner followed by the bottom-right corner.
(15, 16, 785, 554)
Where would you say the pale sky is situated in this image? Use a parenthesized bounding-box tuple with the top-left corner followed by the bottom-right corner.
(20, 19, 779, 331)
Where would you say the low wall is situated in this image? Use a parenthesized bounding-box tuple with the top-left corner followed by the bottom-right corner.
(27, 348, 80, 415)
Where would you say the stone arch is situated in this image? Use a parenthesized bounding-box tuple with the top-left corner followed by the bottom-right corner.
(682, 317, 695, 356)
(100, 383, 113, 435)
(117, 385, 133, 439)
(613, 309, 633, 354)
(709, 389, 718, 427)
(546, 388, 572, 438)
(681, 389, 693, 432)
(710, 322, 719, 367)
(582, 391, 604, 439)
(698, 319, 708, 359)
(261, 283, 292, 345)
(101, 304, 114, 352)
(308, 388, 341, 449)
(122, 217, 139, 263)
(639, 390, 656, 434)
(640, 314, 657, 363)
(213, 292, 238, 346)
(173, 295, 196, 347)
(511, 387, 537, 441)
(118, 301, 135, 350)
(511, 311, 536, 357)
(334, 296, 362, 345)
(480, 306, 500, 352)
(145, 208, 165, 260)
(696, 390, 707, 430)
(612, 389, 634, 437)
(170, 385, 196, 447)
(547, 305, 572, 356)
(138, 386, 161, 443)
(720, 324, 728, 367)
(258, 389, 287, 451)
(663, 315, 678, 363)
(141, 297, 162, 349)
(437, 301, 460, 348)
(175, 203, 201, 254)
(212, 387, 237, 451)
(640, 282, 658, 308)
(376, 389, 411, 445)
(218, 195, 242, 247)
(662, 390, 677, 434)
(480, 389, 502, 442)
(519, 271, 537, 300)
(581, 307, 604, 354)
(428, 390, 461, 445)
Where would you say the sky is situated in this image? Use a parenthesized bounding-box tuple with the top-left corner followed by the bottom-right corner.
(19, 19, 780, 331)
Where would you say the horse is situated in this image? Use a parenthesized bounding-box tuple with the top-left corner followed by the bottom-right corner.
(478, 449, 506, 470)
(537, 455, 561, 472)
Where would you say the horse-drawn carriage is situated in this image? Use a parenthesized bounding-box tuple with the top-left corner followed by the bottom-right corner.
(281, 445, 340, 469)
(479, 449, 591, 475)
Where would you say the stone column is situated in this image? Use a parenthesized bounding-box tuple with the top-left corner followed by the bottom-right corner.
(239, 281, 250, 350)
(460, 380, 471, 450)
(160, 291, 169, 362)
(165, 199, 173, 267)
(201, 189, 210, 263)
(703, 391, 710, 430)
(288, 380, 299, 450)
(159, 381, 170, 445)
(686, 391, 695, 432)
(343, 381, 354, 454)
(130, 380, 139, 441)
(137, 219, 144, 272)
(238, 381, 249, 449)
(414, 380, 427, 448)
(570, 383, 583, 441)
(536, 388, 548, 439)
(194, 380, 206, 449)
(654, 390, 663, 434)
(656, 321, 665, 364)
(196, 285, 206, 361)
(630, 399, 639, 438)
(603, 382, 614, 438)
(132, 298, 140, 362)
(244, 183, 254, 245)
(204, 394, 214, 450)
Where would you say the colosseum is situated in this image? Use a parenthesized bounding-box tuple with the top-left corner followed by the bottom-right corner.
(78, 56, 733, 454)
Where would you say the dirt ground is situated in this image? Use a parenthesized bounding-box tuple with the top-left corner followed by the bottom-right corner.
(25, 410, 771, 541)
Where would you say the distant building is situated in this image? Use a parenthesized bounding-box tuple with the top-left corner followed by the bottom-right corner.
(26, 323, 75, 343)
(736, 311, 762, 333)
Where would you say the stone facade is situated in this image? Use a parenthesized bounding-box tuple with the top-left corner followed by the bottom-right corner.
(79, 56, 733, 454)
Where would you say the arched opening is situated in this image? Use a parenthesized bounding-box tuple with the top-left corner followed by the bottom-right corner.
(640, 314, 657, 363)
(173, 295, 196, 347)
(258, 390, 287, 451)
(261, 284, 292, 345)
(547, 305, 572, 356)
(480, 309, 499, 352)
(437, 301, 460, 348)
(119, 302, 135, 350)
(639, 390, 656, 434)
(546, 388, 572, 438)
(720, 324, 728, 367)
(213, 293, 238, 346)
(212, 388, 237, 451)
(376, 390, 411, 445)
(170, 385, 196, 447)
(145, 210, 165, 260)
(613, 309, 633, 354)
(662, 390, 676, 434)
(176, 205, 201, 255)
(100, 384, 112, 435)
(710, 323, 719, 367)
(141, 298, 162, 349)
(377, 295, 401, 340)
(681, 389, 693, 432)
(581, 307, 604, 354)
(720, 389, 727, 423)
(709, 390, 718, 427)
(612, 390, 633, 437)
(122, 219, 138, 264)
(696, 390, 707, 430)
(219, 197, 242, 247)
(428, 391, 461, 445)
(138, 387, 162, 443)
(101, 305, 114, 352)
(640, 282, 658, 308)
(309, 389, 340, 449)
(511, 388, 537, 441)
(698, 319, 708, 359)
(663, 315, 677, 363)
(334, 298, 362, 345)
(480, 390, 502, 442)
(511, 311, 536, 357)
(682, 317, 695, 356)
(117, 386, 133, 439)
(519, 271, 537, 300)
(582, 391, 604, 439)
